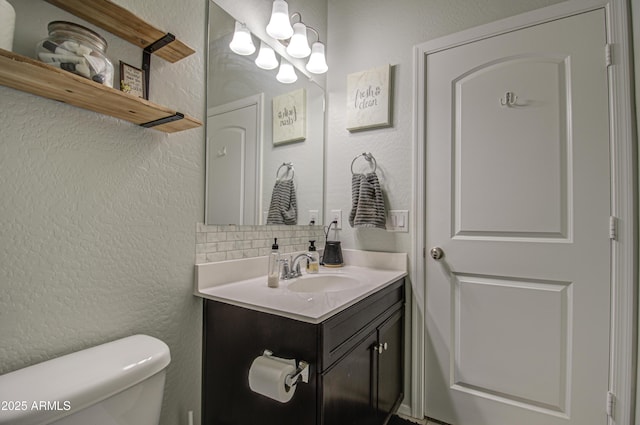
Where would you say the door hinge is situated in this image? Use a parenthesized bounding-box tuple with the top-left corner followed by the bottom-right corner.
(609, 216, 618, 240)
(605, 43, 613, 67)
(606, 391, 615, 417)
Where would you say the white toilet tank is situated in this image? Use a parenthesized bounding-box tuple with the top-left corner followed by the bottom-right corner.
(0, 334, 170, 425)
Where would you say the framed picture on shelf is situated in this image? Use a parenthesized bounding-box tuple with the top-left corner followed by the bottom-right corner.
(119, 61, 146, 99)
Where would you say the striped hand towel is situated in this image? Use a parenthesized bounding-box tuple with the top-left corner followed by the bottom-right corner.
(349, 172, 386, 229)
(266, 179, 298, 225)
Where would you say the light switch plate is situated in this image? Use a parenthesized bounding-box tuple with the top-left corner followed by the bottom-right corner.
(387, 210, 409, 232)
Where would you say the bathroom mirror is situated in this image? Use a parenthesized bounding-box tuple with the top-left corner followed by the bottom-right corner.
(206, 0, 325, 225)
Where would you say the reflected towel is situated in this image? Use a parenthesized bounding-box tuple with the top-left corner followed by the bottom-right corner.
(267, 179, 298, 225)
(349, 172, 386, 229)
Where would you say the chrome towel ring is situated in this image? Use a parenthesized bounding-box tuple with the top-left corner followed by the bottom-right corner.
(276, 162, 295, 180)
(350, 152, 377, 174)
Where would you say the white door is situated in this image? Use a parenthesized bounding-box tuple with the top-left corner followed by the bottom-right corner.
(207, 103, 259, 225)
(425, 9, 610, 425)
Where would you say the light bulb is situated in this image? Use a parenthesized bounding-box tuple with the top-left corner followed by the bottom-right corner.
(229, 21, 255, 55)
(276, 60, 297, 83)
(286, 22, 311, 58)
(255, 41, 278, 70)
(306, 41, 328, 74)
(266, 0, 293, 40)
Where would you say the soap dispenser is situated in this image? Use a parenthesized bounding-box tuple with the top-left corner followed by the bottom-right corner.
(267, 238, 280, 288)
(306, 240, 320, 274)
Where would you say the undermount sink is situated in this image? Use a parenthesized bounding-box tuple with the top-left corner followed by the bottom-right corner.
(286, 274, 363, 293)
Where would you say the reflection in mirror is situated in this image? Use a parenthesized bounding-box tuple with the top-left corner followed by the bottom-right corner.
(206, 0, 325, 225)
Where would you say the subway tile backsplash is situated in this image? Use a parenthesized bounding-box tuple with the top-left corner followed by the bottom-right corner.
(195, 223, 326, 264)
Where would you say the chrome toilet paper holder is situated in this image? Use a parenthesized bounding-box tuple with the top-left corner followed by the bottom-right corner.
(263, 350, 309, 389)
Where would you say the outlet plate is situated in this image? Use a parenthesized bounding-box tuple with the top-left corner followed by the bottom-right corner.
(308, 210, 319, 225)
(330, 209, 343, 229)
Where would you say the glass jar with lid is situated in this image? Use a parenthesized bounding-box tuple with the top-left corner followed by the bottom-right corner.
(36, 21, 114, 87)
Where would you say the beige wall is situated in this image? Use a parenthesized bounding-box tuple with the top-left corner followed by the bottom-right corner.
(0, 0, 205, 424)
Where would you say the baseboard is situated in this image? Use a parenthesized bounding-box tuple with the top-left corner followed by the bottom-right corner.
(397, 403, 412, 417)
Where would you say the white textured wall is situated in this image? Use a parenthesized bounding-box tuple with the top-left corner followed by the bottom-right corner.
(0, 0, 205, 424)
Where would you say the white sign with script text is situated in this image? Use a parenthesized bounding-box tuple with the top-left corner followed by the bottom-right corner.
(346, 64, 391, 131)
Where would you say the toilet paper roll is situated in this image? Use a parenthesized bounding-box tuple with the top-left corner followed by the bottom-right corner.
(0, 0, 15, 51)
(248, 355, 297, 403)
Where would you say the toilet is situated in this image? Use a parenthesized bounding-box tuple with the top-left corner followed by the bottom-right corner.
(0, 334, 170, 425)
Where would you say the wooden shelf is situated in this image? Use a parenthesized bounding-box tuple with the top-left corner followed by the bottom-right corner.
(44, 0, 195, 63)
(0, 49, 202, 133)
(1, 0, 200, 132)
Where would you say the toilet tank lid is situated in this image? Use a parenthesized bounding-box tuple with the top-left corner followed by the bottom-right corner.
(0, 334, 170, 425)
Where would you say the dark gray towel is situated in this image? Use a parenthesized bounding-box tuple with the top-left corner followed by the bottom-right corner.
(266, 179, 298, 225)
(349, 172, 386, 229)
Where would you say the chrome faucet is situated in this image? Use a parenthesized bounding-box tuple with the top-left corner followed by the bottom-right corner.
(281, 253, 314, 280)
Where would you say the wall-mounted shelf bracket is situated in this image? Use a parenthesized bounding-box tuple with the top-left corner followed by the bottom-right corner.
(141, 112, 185, 128)
(142, 33, 176, 98)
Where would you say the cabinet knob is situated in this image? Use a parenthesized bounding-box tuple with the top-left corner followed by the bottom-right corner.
(376, 342, 388, 354)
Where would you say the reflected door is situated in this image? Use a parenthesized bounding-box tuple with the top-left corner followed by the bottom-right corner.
(425, 9, 610, 425)
(207, 102, 259, 225)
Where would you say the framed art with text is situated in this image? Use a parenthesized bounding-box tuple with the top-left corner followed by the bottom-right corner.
(272, 88, 306, 145)
(346, 64, 391, 131)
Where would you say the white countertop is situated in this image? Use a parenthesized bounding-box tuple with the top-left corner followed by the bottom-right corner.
(194, 249, 407, 323)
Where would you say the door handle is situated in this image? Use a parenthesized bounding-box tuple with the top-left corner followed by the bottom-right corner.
(376, 342, 388, 354)
(430, 247, 444, 260)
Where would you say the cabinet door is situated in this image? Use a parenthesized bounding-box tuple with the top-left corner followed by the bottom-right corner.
(376, 309, 404, 417)
(321, 331, 378, 425)
(203, 300, 319, 425)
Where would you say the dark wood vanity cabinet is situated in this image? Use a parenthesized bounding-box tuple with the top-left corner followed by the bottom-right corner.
(321, 309, 403, 425)
(202, 278, 405, 425)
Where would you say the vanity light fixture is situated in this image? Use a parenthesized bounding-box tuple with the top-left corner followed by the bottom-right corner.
(267, 10, 328, 74)
(306, 41, 328, 74)
(229, 21, 255, 55)
(286, 22, 311, 58)
(255, 41, 279, 70)
(266, 0, 294, 40)
(276, 59, 297, 83)
(229, 3, 328, 81)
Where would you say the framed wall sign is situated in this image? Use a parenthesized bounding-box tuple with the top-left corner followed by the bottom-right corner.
(346, 64, 392, 131)
(119, 61, 146, 99)
(272, 88, 306, 145)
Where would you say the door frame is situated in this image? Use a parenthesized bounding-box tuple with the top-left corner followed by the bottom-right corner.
(411, 0, 637, 422)
(205, 93, 265, 225)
